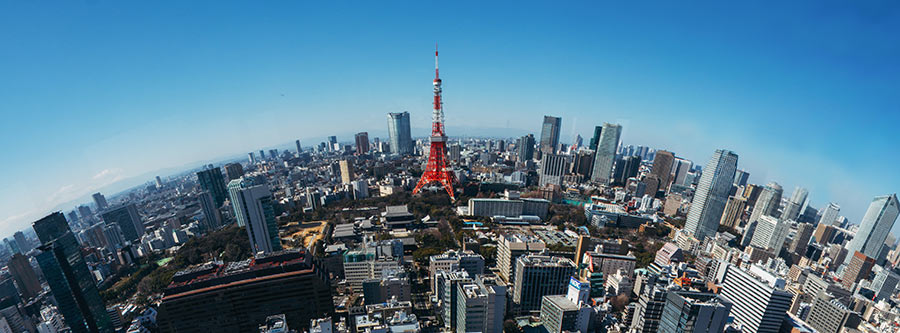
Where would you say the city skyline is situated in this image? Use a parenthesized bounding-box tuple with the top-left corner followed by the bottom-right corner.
(2, 1, 900, 238)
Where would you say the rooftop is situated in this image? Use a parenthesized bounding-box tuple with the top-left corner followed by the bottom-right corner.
(164, 249, 314, 298)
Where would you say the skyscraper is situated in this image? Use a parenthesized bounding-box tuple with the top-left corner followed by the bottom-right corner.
(782, 186, 809, 221)
(841, 251, 876, 290)
(590, 123, 622, 184)
(843, 194, 900, 267)
(684, 149, 739, 241)
(733, 169, 750, 187)
(100, 203, 144, 242)
(613, 155, 640, 187)
(33, 213, 113, 333)
(228, 178, 282, 254)
(339, 160, 354, 185)
(516, 134, 535, 163)
(355, 132, 369, 155)
(7, 253, 40, 300)
(92, 192, 108, 211)
(671, 158, 693, 186)
(749, 182, 783, 223)
(387, 112, 413, 155)
(198, 191, 223, 231)
(818, 202, 841, 226)
(658, 291, 732, 333)
(720, 265, 792, 333)
(789, 222, 815, 257)
(197, 167, 228, 207)
(650, 150, 675, 193)
(327, 136, 338, 151)
(513, 255, 576, 312)
(539, 153, 569, 187)
(539, 116, 561, 156)
(749, 215, 790, 255)
(223, 162, 244, 181)
(719, 195, 747, 229)
(295, 139, 302, 154)
(588, 126, 602, 150)
(13, 231, 28, 253)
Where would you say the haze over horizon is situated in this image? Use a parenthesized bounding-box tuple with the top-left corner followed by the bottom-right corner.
(2, 1, 899, 238)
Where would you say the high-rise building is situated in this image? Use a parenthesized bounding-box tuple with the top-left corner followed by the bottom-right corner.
(684, 149, 739, 241)
(720, 264, 792, 333)
(355, 132, 370, 154)
(843, 194, 900, 266)
(248, 152, 256, 163)
(92, 192, 108, 211)
(497, 234, 545, 283)
(196, 167, 228, 207)
(539, 116, 561, 156)
(672, 158, 693, 186)
(719, 196, 747, 229)
(870, 268, 900, 301)
(77, 205, 92, 220)
(295, 139, 302, 154)
(813, 223, 837, 245)
(539, 153, 568, 187)
(387, 112, 413, 155)
(12, 232, 28, 253)
(198, 191, 223, 231)
(818, 202, 841, 226)
(658, 291, 732, 333)
(789, 222, 815, 257)
(429, 250, 485, 293)
(588, 126, 602, 150)
(100, 203, 144, 242)
(339, 160, 354, 185)
(840, 251, 875, 290)
(228, 179, 281, 254)
(540, 295, 591, 333)
(33, 213, 113, 333)
(630, 285, 668, 333)
(733, 169, 750, 187)
(590, 123, 622, 184)
(259, 149, 267, 160)
(650, 150, 675, 194)
(223, 162, 244, 181)
(455, 276, 507, 333)
(7, 253, 40, 300)
(782, 187, 809, 221)
(805, 293, 861, 333)
(158, 250, 333, 332)
(327, 136, 338, 152)
(512, 255, 576, 312)
(749, 182, 783, 223)
(449, 144, 461, 162)
(749, 215, 790, 255)
(570, 150, 594, 179)
(613, 155, 640, 186)
(516, 134, 535, 163)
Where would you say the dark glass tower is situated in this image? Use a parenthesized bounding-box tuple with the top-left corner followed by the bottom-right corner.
(34, 212, 113, 333)
(196, 167, 228, 207)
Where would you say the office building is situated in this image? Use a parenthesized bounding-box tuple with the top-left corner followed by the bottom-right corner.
(650, 150, 675, 194)
(228, 178, 281, 254)
(198, 191, 223, 230)
(789, 222, 815, 257)
(571, 150, 594, 179)
(782, 187, 809, 221)
(588, 126, 602, 150)
(813, 223, 836, 245)
(540, 295, 591, 333)
(343, 241, 403, 291)
(719, 195, 746, 229)
(749, 182, 783, 223)
(387, 112, 413, 155)
(468, 196, 550, 221)
(197, 167, 228, 207)
(805, 293, 860, 333)
(33, 212, 113, 333)
(7, 253, 40, 300)
(658, 291, 732, 333)
(455, 276, 507, 333)
(158, 250, 333, 332)
(631, 285, 669, 333)
(720, 265, 792, 333)
(355, 132, 369, 154)
(362, 270, 410, 305)
(437, 270, 472, 331)
(539, 116, 561, 155)
(733, 169, 750, 187)
(516, 134, 536, 163)
(843, 194, 899, 266)
(672, 158, 693, 187)
(870, 267, 900, 301)
(223, 162, 244, 181)
(339, 160, 354, 185)
(749, 215, 790, 255)
(840, 251, 875, 290)
(613, 155, 640, 186)
(497, 234, 545, 283)
(590, 123, 622, 184)
(12, 232, 28, 253)
(100, 203, 144, 242)
(92, 192, 108, 211)
(819, 202, 840, 226)
(539, 153, 569, 187)
(513, 254, 576, 312)
(429, 250, 485, 292)
(684, 149, 739, 241)
(654, 242, 684, 267)
(295, 139, 302, 154)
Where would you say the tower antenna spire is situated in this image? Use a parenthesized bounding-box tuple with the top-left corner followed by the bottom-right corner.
(435, 43, 439, 79)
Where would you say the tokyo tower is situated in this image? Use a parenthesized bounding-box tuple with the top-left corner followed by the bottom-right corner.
(413, 45, 457, 200)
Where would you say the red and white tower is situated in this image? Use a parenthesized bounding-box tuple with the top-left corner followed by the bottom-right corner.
(413, 45, 457, 200)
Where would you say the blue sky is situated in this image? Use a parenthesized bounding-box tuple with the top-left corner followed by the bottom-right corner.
(1, 1, 899, 238)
